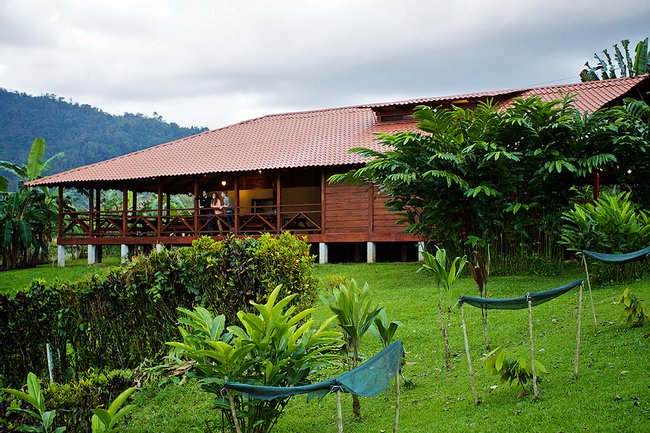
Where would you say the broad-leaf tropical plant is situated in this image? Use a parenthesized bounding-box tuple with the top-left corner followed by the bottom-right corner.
(91, 386, 137, 433)
(581, 38, 649, 81)
(482, 347, 548, 392)
(419, 248, 467, 369)
(168, 285, 341, 433)
(617, 288, 650, 328)
(320, 279, 383, 420)
(370, 308, 403, 349)
(1, 372, 66, 433)
(0, 138, 64, 269)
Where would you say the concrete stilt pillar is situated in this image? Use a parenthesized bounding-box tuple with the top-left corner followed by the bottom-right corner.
(57, 245, 66, 267)
(319, 242, 328, 264)
(87, 245, 97, 265)
(367, 242, 376, 263)
(156, 243, 164, 253)
(417, 241, 426, 262)
(121, 244, 129, 263)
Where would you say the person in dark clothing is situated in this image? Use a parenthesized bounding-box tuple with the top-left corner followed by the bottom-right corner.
(199, 190, 214, 233)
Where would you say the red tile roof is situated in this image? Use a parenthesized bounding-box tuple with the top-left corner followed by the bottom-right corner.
(28, 75, 648, 187)
(496, 76, 648, 112)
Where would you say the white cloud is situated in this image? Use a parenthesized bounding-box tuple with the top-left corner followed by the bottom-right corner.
(1, 0, 649, 129)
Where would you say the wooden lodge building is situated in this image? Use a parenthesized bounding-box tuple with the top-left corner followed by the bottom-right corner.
(27, 76, 650, 265)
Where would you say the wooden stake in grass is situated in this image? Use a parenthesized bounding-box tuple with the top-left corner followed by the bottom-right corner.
(460, 302, 479, 404)
(336, 389, 344, 433)
(581, 254, 599, 332)
(574, 282, 584, 377)
(393, 371, 400, 433)
(527, 297, 538, 399)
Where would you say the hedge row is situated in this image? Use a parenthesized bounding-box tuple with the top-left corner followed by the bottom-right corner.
(0, 233, 318, 386)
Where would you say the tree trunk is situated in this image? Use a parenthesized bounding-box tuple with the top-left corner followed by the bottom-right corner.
(352, 344, 362, 420)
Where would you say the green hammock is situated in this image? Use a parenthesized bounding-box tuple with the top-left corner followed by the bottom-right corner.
(223, 339, 404, 402)
(457, 279, 583, 310)
(457, 280, 585, 401)
(580, 246, 650, 264)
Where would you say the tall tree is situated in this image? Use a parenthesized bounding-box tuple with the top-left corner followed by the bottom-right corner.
(581, 38, 649, 81)
(330, 96, 619, 259)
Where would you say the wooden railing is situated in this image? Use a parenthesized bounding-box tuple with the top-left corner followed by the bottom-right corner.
(60, 203, 322, 240)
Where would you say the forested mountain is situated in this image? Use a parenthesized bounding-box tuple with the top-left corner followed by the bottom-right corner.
(0, 88, 208, 185)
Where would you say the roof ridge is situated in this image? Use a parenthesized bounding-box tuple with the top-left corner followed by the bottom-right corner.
(228, 105, 369, 126)
(364, 74, 649, 108)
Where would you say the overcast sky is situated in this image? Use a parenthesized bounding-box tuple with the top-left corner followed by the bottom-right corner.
(1, 0, 649, 130)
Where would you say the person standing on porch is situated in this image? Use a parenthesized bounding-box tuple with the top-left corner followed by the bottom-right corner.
(199, 190, 213, 233)
(220, 191, 234, 228)
(211, 192, 224, 233)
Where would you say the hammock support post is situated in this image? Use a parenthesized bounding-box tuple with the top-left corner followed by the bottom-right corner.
(574, 282, 584, 377)
(460, 303, 479, 404)
(527, 297, 538, 399)
(393, 370, 400, 433)
(336, 389, 343, 433)
(581, 254, 598, 332)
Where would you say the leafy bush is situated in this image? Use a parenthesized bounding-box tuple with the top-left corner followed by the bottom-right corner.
(320, 274, 351, 292)
(560, 191, 650, 253)
(167, 286, 341, 433)
(0, 233, 318, 386)
(45, 369, 136, 433)
(617, 288, 650, 328)
(1, 370, 136, 433)
(482, 347, 547, 391)
(90, 386, 137, 433)
(1, 372, 66, 433)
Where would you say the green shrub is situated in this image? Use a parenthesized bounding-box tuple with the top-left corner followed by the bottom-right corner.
(168, 286, 341, 433)
(617, 288, 650, 328)
(0, 234, 318, 386)
(1, 372, 66, 433)
(489, 252, 566, 277)
(0, 280, 67, 388)
(320, 274, 351, 292)
(560, 191, 650, 281)
(560, 191, 650, 253)
(45, 369, 136, 433)
(482, 347, 548, 391)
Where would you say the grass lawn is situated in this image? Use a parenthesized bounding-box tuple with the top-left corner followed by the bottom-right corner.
(0, 256, 120, 297)
(127, 262, 650, 433)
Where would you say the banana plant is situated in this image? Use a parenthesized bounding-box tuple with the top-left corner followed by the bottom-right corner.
(1, 372, 66, 433)
(419, 248, 467, 369)
(91, 386, 137, 433)
(581, 38, 649, 81)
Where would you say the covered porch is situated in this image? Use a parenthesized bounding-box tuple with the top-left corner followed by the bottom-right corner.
(58, 167, 323, 242)
(54, 166, 421, 265)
